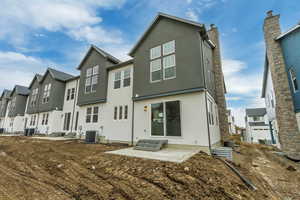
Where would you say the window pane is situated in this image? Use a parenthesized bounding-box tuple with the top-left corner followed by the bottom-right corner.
(85, 85, 91, 93)
(163, 40, 175, 55)
(163, 55, 175, 68)
(93, 106, 98, 114)
(166, 101, 181, 136)
(119, 106, 123, 119)
(150, 46, 161, 60)
(86, 68, 92, 77)
(114, 80, 121, 89)
(115, 71, 121, 80)
(92, 75, 98, 84)
(123, 78, 130, 87)
(93, 65, 99, 75)
(124, 69, 131, 78)
(93, 115, 98, 123)
(150, 59, 161, 72)
(87, 107, 92, 115)
(86, 115, 91, 123)
(114, 107, 118, 120)
(151, 103, 164, 136)
(92, 84, 97, 92)
(152, 71, 161, 82)
(164, 67, 176, 79)
(124, 105, 128, 119)
(85, 77, 91, 86)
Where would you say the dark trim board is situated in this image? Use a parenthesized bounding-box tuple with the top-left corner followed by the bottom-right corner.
(133, 87, 205, 101)
(77, 98, 106, 106)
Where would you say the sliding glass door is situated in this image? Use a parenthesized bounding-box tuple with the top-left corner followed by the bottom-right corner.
(151, 101, 181, 137)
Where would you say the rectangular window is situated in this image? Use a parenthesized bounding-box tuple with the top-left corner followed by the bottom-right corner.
(45, 113, 49, 125)
(163, 54, 176, 79)
(85, 65, 99, 93)
(114, 71, 121, 89)
(93, 106, 99, 123)
(208, 100, 214, 125)
(124, 105, 128, 119)
(150, 59, 162, 82)
(74, 112, 79, 131)
(86, 107, 92, 123)
(119, 106, 123, 120)
(31, 88, 39, 106)
(66, 89, 71, 101)
(163, 40, 175, 56)
(42, 114, 45, 125)
(114, 106, 118, 120)
(64, 113, 71, 131)
(150, 45, 161, 60)
(290, 68, 298, 92)
(123, 69, 131, 87)
(71, 88, 75, 100)
(42, 83, 51, 104)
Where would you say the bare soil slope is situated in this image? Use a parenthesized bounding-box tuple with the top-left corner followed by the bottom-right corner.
(0, 136, 285, 200)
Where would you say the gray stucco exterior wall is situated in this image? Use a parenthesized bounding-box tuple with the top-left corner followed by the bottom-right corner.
(0, 99, 9, 117)
(202, 40, 216, 99)
(132, 17, 206, 99)
(77, 49, 115, 106)
(26, 77, 42, 114)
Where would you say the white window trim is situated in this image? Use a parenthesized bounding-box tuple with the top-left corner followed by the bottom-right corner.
(150, 59, 162, 83)
(162, 40, 175, 56)
(290, 68, 298, 93)
(150, 45, 161, 60)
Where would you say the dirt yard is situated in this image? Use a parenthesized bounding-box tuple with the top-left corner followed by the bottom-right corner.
(0, 136, 297, 200)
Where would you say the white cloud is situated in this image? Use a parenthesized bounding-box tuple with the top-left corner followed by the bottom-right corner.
(185, 9, 199, 21)
(0, 0, 126, 46)
(0, 51, 56, 91)
(186, 0, 193, 4)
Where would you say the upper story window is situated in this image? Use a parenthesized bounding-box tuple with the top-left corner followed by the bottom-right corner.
(30, 88, 39, 107)
(42, 83, 51, 104)
(150, 40, 176, 82)
(289, 68, 298, 93)
(207, 99, 214, 126)
(10, 97, 16, 112)
(114, 69, 131, 89)
(66, 88, 75, 101)
(85, 65, 99, 93)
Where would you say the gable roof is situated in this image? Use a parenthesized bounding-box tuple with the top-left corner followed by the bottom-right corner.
(245, 108, 266, 117)
(77, 45, 121, 70)
(0, 89, 12, 99)
(106, 59, 134, 71)
(40, 68, 74, 83)
(276, 24, 300, 40)
(261, 54, 269, 98)
(10, 85, 30, 96)
(28, 74, 43, 89)
(129, 12, 207, 56)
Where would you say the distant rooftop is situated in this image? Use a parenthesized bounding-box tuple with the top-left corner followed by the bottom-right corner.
(245, 108, 266, 116)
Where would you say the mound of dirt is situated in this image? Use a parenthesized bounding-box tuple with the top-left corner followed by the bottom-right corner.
(0, 136, 284, 200)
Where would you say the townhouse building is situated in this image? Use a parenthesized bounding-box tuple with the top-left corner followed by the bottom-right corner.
(0, 13, 229, 150)
(0, 90, 11, 132)
(262, 11, 300, 153)
(244, 108, 273, 144)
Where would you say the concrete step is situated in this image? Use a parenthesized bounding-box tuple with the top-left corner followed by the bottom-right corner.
(134, 139, 168, 152)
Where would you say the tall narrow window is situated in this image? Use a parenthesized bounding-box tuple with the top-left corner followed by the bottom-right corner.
(64, 113, 71, 131)
(42, 83, 51, 103)
(208, 100, 214, 125)
(119, 106, 123, 120)
(123, 69, 131, 87)
(66, 89, 71, 101)
(290, 68, 298, 92)
(86, 107, 92, 123)
(93, 106, 99, 123)
(163, 54, 176, 79)
(85, 65, 99, 93)
(31, 88, 38, 106)
(150, 59, 162, 82)
(162, 40, 175, 56)
(74, 112, 79, 131)
(45, 113, 49, 125)
(114, 106, 118, 120)
(42, 114, 45, 125)
(114, 71, 121, 89)
(71, 88, 75, 100)
(124, 105, 128, 119)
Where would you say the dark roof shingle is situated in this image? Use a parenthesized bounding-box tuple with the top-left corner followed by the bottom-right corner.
(245, 108, 266, 116)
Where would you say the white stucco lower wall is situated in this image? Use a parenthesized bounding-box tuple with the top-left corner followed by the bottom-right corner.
(246, 126, 271, 143)
(133, 92, 219, 146)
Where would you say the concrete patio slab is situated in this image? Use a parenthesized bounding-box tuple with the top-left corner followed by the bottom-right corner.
(106, 147, 202, 163)
(32, 137, 78, 141)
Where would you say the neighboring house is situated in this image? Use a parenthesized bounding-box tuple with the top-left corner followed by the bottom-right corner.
(6, 85, 30, 133)
(227, 110, 236, 134)
(245, 108, 273, 144)
(0, 13, 229, 150)
(25, 68, 74, 134)
(262, 11, 300, 152)
(0, 90, 11, 131)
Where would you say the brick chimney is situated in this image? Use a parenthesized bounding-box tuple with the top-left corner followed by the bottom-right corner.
(207, 25, 230, 143)
(263, 11, 300, 153)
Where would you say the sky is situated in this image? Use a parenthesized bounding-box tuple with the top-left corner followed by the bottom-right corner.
(0, 0, 299, 127)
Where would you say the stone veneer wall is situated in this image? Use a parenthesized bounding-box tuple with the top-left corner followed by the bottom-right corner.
(208, 25, 230, 142)
(263, 11, 300, 152)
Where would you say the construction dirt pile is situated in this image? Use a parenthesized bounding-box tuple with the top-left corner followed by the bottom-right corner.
(0, 136, 297, 200)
